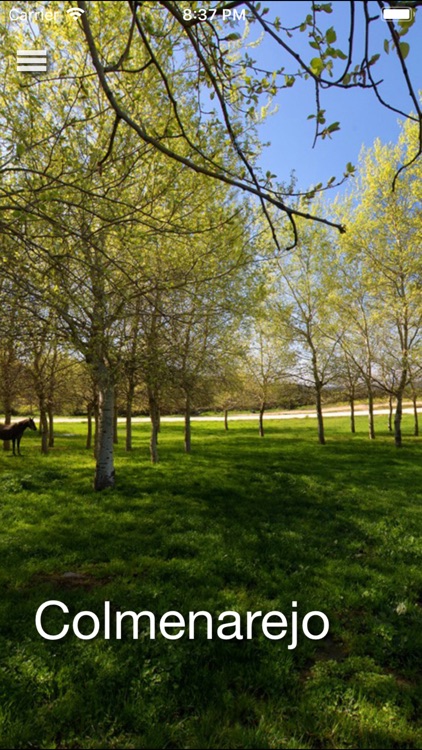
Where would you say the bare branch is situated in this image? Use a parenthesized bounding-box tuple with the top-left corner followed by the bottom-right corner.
(77, 0, 346, 246)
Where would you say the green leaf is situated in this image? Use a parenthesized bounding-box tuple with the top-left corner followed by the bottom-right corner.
(310, 57, 324, 76)
(384, 38, 389, 54)
(326, 27, 336, 44)
(398, 14, 415, 35)
(335, 49, 347, 60)
(342, 73, 351, 85)
(16, 143, 24, 158)
(327, 121, 340, 133)
(405, 15, 416, 30)
(225, 33, 241, 41)
(399, 41, 410, 59)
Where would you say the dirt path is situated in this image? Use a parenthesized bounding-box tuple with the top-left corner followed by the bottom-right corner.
(52, 403, 419, 424)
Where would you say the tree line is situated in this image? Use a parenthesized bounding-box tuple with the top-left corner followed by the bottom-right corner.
(2, 106, 422, 457)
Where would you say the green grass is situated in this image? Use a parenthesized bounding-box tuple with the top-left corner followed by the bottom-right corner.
(1, 416, 422, 749)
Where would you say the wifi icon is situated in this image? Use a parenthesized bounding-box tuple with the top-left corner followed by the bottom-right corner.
(66, 7, 85, 20)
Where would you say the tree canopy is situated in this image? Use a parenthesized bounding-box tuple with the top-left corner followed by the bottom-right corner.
(76, 0, 422, 247)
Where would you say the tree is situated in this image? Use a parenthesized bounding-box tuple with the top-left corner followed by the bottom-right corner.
(334, 346, 363, 434)
(165, 277, 246, 452)
(0, 277, 24, 449)
(211, 361, 245, 431)
(340, 123, 422, 447)
(26, 315, 61, 454)
(407, 362, 422, 436)
(271, 217, 340, 444)
(240, 316, 291, 437)
(330, 249, 381, 441)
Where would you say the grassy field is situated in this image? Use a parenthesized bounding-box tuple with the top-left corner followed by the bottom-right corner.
(1, 416, 422, 749)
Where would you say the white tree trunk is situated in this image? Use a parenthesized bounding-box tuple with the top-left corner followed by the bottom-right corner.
(94, 364, 115, 490)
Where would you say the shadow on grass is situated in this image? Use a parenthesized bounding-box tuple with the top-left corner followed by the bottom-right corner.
(1, 418, 422, 748)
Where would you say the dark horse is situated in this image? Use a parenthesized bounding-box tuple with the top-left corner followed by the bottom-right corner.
(0, 418, 37, 455)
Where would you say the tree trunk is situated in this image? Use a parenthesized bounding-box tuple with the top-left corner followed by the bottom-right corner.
(394, 392, 403, 448)
(368, 387, 375, 440)
(259, 402, 265, 437)
(315, 386, 325, 445)
(224, 408, 229, 431)
(3, 407, 11, 452)
(149, 390, 160, 464)
(1, 346, 16, 451)
(388, 394, 393, 432)
(126, 384, 134, 452)
(349, 391, 355, 434)
(94, 400, 100, 460)
(310, 348, 325, 445)
(86, 402, 93, 450)
(113, 390, 118, 444)
(413, 394, 419, 437)
(94, 364, 115, 490)
(184, 393, 191, 453)
(39, 403, 49, 455)
(47, 405, 54, 447)
(394, 368, 408, 448)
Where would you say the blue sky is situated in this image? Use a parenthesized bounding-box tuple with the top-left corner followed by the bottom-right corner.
(235, 1, 422, 195)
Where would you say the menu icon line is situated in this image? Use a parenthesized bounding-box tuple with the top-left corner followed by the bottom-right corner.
(16, 49, 48, 72)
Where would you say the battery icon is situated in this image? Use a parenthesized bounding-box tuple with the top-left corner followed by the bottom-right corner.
(382, 7, 413, 20)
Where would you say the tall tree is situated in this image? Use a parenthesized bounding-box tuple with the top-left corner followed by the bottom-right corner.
(0, 278, 24, 450)
(271, 217, 340, 444)
(240, 317, 291, 437)
(341, 123, 422, 447)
